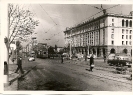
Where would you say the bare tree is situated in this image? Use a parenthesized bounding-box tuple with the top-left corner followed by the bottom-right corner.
(8, 4, 39, 44)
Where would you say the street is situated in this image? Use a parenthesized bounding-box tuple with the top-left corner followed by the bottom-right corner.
(18, 58, 132, 91)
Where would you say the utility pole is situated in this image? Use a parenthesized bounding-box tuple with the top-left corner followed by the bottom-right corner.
(32, 37, 36, 51)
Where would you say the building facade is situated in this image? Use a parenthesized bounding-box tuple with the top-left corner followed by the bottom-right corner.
(64, 13, 132, 57)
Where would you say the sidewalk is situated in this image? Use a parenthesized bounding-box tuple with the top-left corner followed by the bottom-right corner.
(4, 58, 18, 90)
(4, 58, 37, 91)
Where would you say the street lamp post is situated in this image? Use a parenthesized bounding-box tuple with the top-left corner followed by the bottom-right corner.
(32, 37, 36, 51)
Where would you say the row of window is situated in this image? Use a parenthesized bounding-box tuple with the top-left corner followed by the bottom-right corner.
(122, 35, 132, 39)
(111, 29, 132, 34)
(122, 19, 132, 27)
(111, 34, 132, 39)
(112, 19, 132, 27)
(122, 41, 132, 45)
(122, 29, 132, 34)
(111, 41, 132, 45)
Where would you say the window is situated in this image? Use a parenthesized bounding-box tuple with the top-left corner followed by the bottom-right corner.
(129, 35, 132, 39)
(122, 29, 124, 34)
(122, 41, 124, 45)
(130, 30, 132, 34)
(112, 23, 114, 26)
(129, 41, 132, 45)
(112, 29, 114, 33)
(130, 20, 132, 27)
(112, 40, 114, 45)
(126, 20, 128, 27)
(122, 35, 124, 39)
(111, 34, 114, 39)
(122, 19, 124, 27)
(126, 41, 128, 45)
(112, 18, 114, 22)
(126, 35, 128, 39)
(126, 30, 128, 34)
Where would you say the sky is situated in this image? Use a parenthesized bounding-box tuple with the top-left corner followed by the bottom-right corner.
(20, 4, 132, 47)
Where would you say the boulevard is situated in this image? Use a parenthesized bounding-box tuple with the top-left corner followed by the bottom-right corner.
(18, 57, 132, 91)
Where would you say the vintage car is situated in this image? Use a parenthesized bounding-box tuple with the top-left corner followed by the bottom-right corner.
(107, 53, 132, 67)
(87, 54, 97, 59)
(28, 56, 35, 61)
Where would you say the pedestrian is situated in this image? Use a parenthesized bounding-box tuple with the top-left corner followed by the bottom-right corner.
(104, 55, 106, 63)
(61, 54, 64, 63)
(15, 56, 24, 75)
(90, 54, 94, 72)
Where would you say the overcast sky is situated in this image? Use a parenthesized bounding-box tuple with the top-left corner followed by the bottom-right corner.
(21, 4, 132, 47)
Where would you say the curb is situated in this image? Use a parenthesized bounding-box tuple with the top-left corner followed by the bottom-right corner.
(9, 65, 37, 85)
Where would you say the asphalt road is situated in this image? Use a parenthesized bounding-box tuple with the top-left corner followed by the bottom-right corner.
(18, 58, 132, 91)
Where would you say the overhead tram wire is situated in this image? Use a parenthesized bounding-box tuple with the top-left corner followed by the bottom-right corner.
(47, 4, 130, 44)
(29, 4, 57, 35)
(48, 17, 133, 44)
(39, 4, 57, 26)
(30, 4, 62, 43)
(37, 5, 103, 40)
(42, 4, 121, 41)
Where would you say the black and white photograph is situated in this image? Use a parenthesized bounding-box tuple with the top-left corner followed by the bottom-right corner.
(0, 0, 132, 92)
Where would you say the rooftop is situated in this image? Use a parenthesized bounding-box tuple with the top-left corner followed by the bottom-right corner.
(64, 13, 132, 33)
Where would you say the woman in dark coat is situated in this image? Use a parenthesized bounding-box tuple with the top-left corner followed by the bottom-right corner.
(90, 54, 94, 71)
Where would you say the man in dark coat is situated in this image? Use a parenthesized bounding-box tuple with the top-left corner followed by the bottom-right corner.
(104, 55, 106, 63)
(61, 54, 64, 63)
(15, 54, 24, 75)
(90, 54, 94, 71)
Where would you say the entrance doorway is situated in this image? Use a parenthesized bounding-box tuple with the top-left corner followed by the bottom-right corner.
(110, 48, 115, 53)
(93, 48, 96, 54)
(103, 48, 105, 55)
(97, 48, 100, 57)
(123, 48, 128, 54)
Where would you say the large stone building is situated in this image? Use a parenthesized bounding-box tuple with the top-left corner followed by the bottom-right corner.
(64, 13, 132, 57)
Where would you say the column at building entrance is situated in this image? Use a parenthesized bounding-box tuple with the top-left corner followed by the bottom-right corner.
(95, 48, 97, 57)
(87, 46, 90, 55)
(101, 48, 103, 57)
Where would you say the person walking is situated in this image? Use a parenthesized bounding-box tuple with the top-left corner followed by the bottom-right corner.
(90, 54, 94, 72)
(15, 56, 24, 75)
(104, 55, 106, 63)
(61, 54, 64, 63)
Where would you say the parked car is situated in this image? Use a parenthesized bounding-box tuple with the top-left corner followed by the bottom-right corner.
(28, 56, 35, 61)
(107, 53, 132, 67)
(62, 53, 69, 59)
(87, 54, 97, 59)
(76, 53, 84, 59)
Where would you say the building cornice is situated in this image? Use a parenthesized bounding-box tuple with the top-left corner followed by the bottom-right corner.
(64, 13, 132, 33)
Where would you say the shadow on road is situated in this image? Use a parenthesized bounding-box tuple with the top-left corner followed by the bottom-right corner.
(36, 80, 80, 91)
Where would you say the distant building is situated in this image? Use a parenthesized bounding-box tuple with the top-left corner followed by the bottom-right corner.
(64, 13, 132, 57)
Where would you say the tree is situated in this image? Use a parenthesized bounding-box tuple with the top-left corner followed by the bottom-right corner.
(8, 4, 39, 60)
(8, 4, 39, 44)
